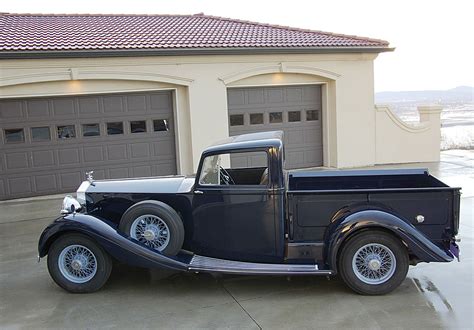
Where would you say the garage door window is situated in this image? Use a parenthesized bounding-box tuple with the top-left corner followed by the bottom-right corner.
(288, 111, 301, 122)
(229, 114, 244, 126)
(31, 127, 50, 141)
(250, 113, 264, 125)
(269, 112, 283, 124)
(306, 110, 319, 121)
(131, 121, 147, 133)
(107, 122, 123, 135)
(153, 119, 169, 132)
(82, 123, 100, 137)
(4, 128, 24, 143)
(57, 125, 76, 139)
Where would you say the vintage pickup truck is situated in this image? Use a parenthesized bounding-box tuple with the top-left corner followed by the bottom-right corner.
(38, 131, 461, 295)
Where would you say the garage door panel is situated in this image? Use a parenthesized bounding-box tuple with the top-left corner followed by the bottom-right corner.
(59, 172, 82, 190)
(58, 149, 80, 165)
(103, 96, 124, 113)
(26, 99, 49, 117)
(32, 150, 55, 167)
(109, 167, 129, 179)
(52, 98, 75, 116)
(248, 89, 265, 105)
(130, 142, 150, 159)
(0, 100, 23, 119)
(0, 91, 177, 200)
(228, 85, 322, 169)
(150, 93, 172, 111)
(127, 94, 147, 112)
(83, 146, 104, 163)
(132, 165, 152, 177)
(6, 152, 29, 170)
(0, 180, 5, 197)
(8, 176, 32, 195)
(107, 144, 128, 161)
(286, 87, 303, 103)
(35, 174, 57, 192)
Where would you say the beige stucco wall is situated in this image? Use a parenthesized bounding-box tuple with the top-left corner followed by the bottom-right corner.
(375, 105, 442, 164)
(0, 53, 441, 173)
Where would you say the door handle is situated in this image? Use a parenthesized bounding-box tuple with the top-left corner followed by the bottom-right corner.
(194, 190, 204, 194)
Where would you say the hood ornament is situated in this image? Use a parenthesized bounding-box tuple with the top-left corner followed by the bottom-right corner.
(86, 171, 95, 185)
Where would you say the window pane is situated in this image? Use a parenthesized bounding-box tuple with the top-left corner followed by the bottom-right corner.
(130, 121, 147, 133)
(229, 114, 244, 126)
(250, 113, 264, 125)
(199, 151, 268, 186)
(107, 122, 123, 135)
(288, 111, 301, 122)
(31, 127, 50, 141)
(82, 123, 100, 137)
(269, 112, 283, 124)
(57, 125, 76, 139)
(4, 128, 24, 143)
(306, 110, 319, 121)
(153, 119, 169, 132)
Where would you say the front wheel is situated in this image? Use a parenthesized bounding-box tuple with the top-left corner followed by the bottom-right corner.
(47, 234, 112, 293)
(338, 231, 409, 295)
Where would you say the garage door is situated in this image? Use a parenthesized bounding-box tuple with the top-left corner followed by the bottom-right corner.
(0, 91, 176, 200)
(228, 85, 323, 169)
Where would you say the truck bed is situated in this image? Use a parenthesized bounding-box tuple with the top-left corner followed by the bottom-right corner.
(288, 168, 447, 191)
(287, 169, 460, 246)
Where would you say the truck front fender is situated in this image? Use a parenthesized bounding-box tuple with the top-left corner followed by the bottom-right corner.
(325, 209, 453, 271)
(38, 214, 189, 271)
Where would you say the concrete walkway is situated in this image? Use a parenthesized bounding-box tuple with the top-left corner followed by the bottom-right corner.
(0, 150, 472, 329)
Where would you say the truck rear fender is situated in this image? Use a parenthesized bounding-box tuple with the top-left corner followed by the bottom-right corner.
(325, 209, 453, 271)
(38, 214, 189, 271)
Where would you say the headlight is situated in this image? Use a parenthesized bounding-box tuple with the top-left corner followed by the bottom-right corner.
(61, 195, 82, 215)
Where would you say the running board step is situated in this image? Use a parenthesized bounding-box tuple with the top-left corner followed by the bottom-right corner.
(188, 255, 333, 275)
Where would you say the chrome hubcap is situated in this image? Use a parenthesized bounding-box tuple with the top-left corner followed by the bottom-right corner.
(58, 244, 97, 284)
(352, 243, 396, 285)
(130, 214, 170, 251)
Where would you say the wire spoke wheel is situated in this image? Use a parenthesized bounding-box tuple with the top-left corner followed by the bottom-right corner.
(351, 243, 396, 285)
(58, 244, 97, 284)
(130, 214, 170, 251)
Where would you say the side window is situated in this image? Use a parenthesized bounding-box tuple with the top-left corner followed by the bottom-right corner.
(199, 151, 269, 186)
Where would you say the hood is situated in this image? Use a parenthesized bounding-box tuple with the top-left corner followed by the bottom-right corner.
(80, 175, 196, 195)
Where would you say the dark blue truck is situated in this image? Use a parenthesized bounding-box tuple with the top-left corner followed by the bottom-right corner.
(38, 131, 461, 295)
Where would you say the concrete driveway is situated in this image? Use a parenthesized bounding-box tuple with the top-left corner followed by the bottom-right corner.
(0, 151, 472, 329)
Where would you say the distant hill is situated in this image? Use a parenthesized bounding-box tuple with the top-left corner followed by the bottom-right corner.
(375, 86, 473, 104)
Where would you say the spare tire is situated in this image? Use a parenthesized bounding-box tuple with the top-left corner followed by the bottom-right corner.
(119, 201, 184, 256)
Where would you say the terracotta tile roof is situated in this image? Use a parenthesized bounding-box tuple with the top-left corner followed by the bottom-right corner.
(0, 13, 390, 54)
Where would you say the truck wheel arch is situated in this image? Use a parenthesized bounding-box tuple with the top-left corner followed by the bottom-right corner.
(325, 209, 453, 272)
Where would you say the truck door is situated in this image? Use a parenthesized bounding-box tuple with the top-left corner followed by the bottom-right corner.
(191, 149, 281, 263)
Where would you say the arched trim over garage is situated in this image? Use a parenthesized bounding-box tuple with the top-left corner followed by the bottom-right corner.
(218, 63, 341, 85)
(0, 68, 194, 87)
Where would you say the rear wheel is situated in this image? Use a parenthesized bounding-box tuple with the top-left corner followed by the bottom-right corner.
(338, 231, 409, 295)
(47, 234, 112, 293)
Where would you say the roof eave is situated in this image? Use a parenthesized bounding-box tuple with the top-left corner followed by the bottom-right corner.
(0, 46, 394, 59)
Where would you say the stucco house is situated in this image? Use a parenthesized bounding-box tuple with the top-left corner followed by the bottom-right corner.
(0, 13, 442, 200)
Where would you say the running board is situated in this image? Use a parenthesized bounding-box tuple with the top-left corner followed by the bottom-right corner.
(188, 255, 333, 275)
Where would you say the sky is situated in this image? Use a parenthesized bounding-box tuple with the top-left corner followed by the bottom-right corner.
(2, 0, 473, 92)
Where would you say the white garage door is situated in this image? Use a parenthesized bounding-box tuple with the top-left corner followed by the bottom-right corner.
(0, 91, 177, 200)
(228, 85, 323, 169)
